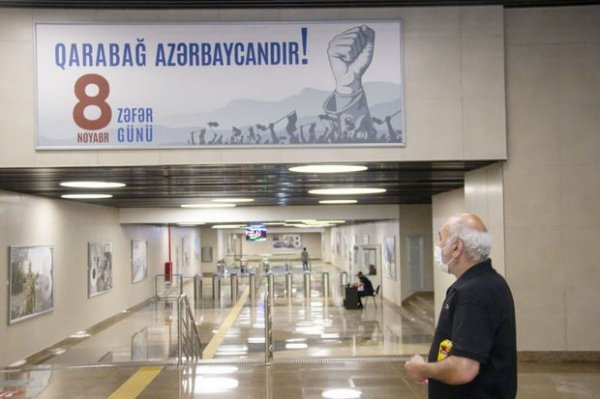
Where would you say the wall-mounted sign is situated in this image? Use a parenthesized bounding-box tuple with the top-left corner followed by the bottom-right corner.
(35, 21, 404, 149)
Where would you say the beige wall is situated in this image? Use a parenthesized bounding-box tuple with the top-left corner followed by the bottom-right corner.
(0, 190, 168, 367)
(465, 162, 505, 275)
(431, 163, 505, 326)
(399, 204, 433, 301)
(328, 218, 402, 305)
(240, 232, 322, 262)
(504, 6, 600, 351)
(200, 227, 218, 274)
(431, 188, 465, 322)
(0, 6, 506, 168)
(169, 226, 202, 277)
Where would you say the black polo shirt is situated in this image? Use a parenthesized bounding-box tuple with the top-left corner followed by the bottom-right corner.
(427, 259, 517, 399)
(359, 275, 374, 295)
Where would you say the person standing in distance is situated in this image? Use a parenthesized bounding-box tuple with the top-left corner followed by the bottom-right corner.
(301, 247, 309, 271)
(404, 213, 517, 398)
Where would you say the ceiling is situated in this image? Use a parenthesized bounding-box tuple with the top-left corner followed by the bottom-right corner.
(0, 161, 495, 208)
(0, 0, 596, 8)
(0, 0, 518, 211)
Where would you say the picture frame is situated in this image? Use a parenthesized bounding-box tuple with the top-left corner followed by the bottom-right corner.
(272, 234, 302, 249)
(384, 236, 397, 281)
(88, 242, 113, 298)
(8, 245, 54, 324)
(131, 240, 148, 284)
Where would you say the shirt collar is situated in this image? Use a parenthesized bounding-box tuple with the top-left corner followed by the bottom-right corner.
(457, 258, 493, 281)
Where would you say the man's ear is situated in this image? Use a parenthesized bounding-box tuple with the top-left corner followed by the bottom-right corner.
(454, 239, 463, 255)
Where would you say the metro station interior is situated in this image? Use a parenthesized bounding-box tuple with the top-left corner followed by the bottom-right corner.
(0, 0, 599, 398)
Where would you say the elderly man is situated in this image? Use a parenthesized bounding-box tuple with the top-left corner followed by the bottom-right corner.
(404, 213, 517, 398)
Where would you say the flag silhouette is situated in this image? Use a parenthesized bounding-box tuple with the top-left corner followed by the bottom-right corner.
(286, 111, 298, 134)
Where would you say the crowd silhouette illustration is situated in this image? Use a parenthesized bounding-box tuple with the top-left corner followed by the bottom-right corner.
(187, 109, 403, 146)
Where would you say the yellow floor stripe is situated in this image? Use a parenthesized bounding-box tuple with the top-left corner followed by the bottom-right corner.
(202, 285, 250, 359)
(108, 366, 163, 399)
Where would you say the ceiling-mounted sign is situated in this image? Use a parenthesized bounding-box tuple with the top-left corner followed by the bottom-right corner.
(35, 21, 404, 149)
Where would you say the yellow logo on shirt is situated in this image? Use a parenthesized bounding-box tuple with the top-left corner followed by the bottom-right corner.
(437, 339, 453, 361)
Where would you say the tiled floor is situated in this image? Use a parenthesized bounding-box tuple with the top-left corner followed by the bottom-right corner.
(1, 262, 599, 398)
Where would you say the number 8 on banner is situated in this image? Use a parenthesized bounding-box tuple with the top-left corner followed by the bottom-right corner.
(73, 74, 112, 130)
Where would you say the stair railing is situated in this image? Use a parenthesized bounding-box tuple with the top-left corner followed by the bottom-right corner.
(177, 293, 202, 366)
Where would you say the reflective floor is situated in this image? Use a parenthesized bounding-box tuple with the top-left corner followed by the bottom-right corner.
(1, 262, 599, 398)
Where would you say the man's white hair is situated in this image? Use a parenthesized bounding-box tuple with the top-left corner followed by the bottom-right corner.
(447, 218, 492, 262)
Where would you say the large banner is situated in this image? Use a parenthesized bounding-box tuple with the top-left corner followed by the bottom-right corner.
(35, 21, 404, 149)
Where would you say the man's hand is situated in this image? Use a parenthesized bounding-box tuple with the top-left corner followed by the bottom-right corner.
(327, 25, 375, 95)
(405, 354, 480, 386)
(404, 354, 429, 384)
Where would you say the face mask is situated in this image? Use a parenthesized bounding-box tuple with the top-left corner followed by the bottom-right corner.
(434, 242, 456, 273)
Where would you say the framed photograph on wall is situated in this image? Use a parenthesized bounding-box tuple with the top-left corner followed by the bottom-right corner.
(272, 234, 302, 249)
(193, 237, 201, 263)
(182, 237, 195, 276)
(131, 240, 148, 284)
(88, 242, 113, 298)
(8, 245, 54, 324)
(384, 236, 397, 280)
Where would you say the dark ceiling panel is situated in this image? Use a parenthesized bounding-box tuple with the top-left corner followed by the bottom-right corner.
(0, 161, 496, 208)
(0, 0, 597, 8)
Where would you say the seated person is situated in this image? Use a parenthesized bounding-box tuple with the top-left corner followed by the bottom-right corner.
(353, 271, 374, 308)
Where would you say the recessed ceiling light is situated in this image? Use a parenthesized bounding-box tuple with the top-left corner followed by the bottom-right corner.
(301, 220, 331, 225)
(60, 181, 126, 189)
(61, 194, 113, 199)
(284, 223, 319, 228)
(309, 188, 386, 195)
(319, 199, 358, 204)
(289, 164, 367, 173)
(69, 330, 91, 338)
(211, 224, 245, 229)
(211, 198, 254, 203)
(181, 203, 236, 208)
(176, 222, 206, 226)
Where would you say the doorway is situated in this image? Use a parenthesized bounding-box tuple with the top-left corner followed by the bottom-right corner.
(353, 244, 382, 294)
(406, 235, 425, 291)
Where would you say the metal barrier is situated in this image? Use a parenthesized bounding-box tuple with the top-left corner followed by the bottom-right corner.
(212, 274, 221, 301)
(264, 292, 273, 365)
(322, 272, 330, 298)
(155, 274, 183, 298)
(230, 273, 239, 301)
(249, 273, 256, 305)
(340, 271, 349, 287)
(194, 274, 202, 308)
(177, 293, 202, 366)
(303, 271, 311, 298)
(267, 273, 275, 301)
(285, 272, 293, 298)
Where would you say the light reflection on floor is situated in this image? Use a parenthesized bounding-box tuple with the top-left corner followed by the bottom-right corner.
(34, 262, 432, 366)
(3, 263, 600, 398)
